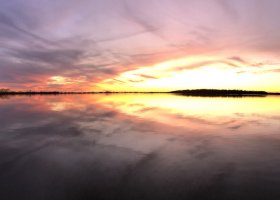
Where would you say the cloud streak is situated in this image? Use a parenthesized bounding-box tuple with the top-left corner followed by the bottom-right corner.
(0, 0, 280, 91)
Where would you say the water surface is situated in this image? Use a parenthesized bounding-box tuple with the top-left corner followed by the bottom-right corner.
(0, 94, 280, 200)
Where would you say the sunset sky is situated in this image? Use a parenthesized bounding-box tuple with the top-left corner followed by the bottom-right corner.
(1, 0, 280, 92)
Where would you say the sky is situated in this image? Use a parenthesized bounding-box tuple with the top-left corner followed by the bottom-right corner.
(1, 0, 280, 92)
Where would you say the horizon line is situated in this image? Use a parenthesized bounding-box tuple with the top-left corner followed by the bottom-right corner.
(1, 88, 280, 95)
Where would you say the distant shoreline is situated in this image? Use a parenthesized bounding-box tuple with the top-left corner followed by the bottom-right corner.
(0, 89, 280, 97)
(171, 89, 279, 97)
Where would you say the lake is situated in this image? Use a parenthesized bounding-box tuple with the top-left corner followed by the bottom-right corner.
(0, 94, 280, 200)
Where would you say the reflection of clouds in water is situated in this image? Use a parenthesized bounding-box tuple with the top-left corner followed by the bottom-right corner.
(48, 100, 87, 111)
(0, 95, 174, 165)
(97, 94, 280, 134)
(0, 95, 280, 199)
(49, 102, 69, 111)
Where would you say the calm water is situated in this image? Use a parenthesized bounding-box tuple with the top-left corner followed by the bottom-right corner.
(0, 94, 280, 200)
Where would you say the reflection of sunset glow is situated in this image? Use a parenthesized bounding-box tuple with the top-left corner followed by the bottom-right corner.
(96, 94, 280, 132)
(97, 94, 280, 115)
(1, 95, 280, 199)
(4, 94, 280, 135)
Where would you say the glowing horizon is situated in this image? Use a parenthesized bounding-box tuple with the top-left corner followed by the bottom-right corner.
(97, 55, 280, 92)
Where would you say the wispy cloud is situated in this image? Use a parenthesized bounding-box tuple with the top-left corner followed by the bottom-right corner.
(1, 0, 280, 91)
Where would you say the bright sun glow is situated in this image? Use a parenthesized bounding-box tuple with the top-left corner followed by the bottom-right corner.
(97, 55, 280, 92)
